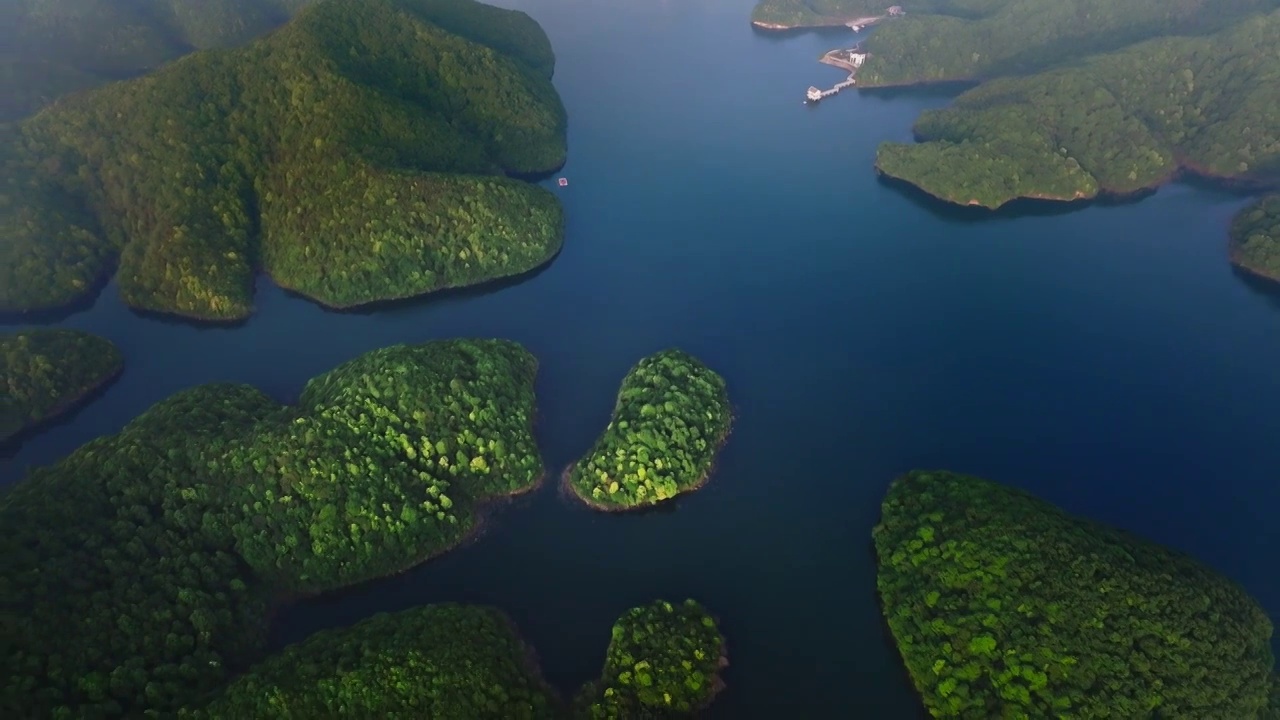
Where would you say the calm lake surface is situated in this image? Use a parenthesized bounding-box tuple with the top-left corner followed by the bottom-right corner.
(4, 0, 1279, 715)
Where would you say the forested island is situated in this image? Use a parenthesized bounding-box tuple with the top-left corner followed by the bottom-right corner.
(874, 470, 1278, 718)
(177, 599, 725, 718)
(873, 8, 1280, 209)
(180, 604, 560, 717)
(564, 350, 732, 511)
(0, 328, 123, 443)
(1231, 196, 1280, 283)
(0, 339, 544, 717)
(0, 0, 567, 321)
(574, 599, 728, 719)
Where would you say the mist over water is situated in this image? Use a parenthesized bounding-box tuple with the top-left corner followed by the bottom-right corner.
(4, 0, 1279, 715)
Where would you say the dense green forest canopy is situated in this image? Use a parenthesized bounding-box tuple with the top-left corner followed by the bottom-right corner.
(574, 600, 727, 719)
(1, 0, 303, 121)
(875, 10, 1280, 209)
(0, 0, 567, 320)
(180, 604, 560, 718)
(874, 470, 1276, 718)
(1230, 195, 1280, 282)
(0, 339, 544, 717)
(855, 0, 1280, 86)
(0, 328, 122, 442)
(566, 350, 732, 511)
(2, 0, 557, 121)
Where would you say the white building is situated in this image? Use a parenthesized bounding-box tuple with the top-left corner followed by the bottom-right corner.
(806, 86, 823, 101)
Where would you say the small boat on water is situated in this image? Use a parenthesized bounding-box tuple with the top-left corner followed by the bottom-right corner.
(557, 177, 568, 187)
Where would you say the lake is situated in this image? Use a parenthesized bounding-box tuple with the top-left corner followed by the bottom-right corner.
(4, 0, 1279, 716)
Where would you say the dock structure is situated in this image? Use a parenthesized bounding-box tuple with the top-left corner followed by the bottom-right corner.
(804, 74, 856, 104)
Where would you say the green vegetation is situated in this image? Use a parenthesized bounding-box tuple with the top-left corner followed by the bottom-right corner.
(180, 604, 559, 718)
(751, 0, 884, 28)
(1231, 195, 1280, 282)
(0, 338, 543, 717)
(1, 328, 123, 442)
(565, 350, 732, 511)
(855, 0, 1278, 87)
(1, 0, 304, 122)
(875, 10, 1280, 208)
(574, 600, 727, 719)
(1, 0, 567, 320)
(874, 470, 1276, 718)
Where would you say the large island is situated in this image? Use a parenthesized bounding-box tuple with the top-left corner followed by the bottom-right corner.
(0, 338, 544, 717)
(874, 470, 1277, 717)
(0, 0, 567, 321)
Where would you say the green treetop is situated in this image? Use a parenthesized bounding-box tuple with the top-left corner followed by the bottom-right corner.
(574, 599, 728, 719)
(1, 0, 567, 320)
(0, 338, 543, 718)
(180, 604, 560, 719)
(874, 470, 1276, 718)
(566, 349, 732, 511)
(1, 328, 123, 442)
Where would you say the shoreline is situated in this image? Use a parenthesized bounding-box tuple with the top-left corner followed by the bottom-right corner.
(560, 419, 734, 513)
(876, 157, 1274, 212)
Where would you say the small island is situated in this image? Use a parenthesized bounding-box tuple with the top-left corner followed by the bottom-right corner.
(179, 604, 560, 718)
(574, 599, 728, 718)
(1, 338, 544, 717)
(1, 328, 123, 443)
(1230, 195, 1280, 283)
(564, 349, 732, 511)
(874, 470, 1276, 718)
(0, 0, 567, 321)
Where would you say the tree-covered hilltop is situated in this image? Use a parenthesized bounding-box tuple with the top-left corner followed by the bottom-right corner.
(179, 604, 560, 718)
(0, 0, 304, 122)
(573, 600, 728, 719)
(1231, 196, 1280, 283)
(565, 350, 732, 511)
(1, 0, 567, 321)
(0, 339, 544, 717)
(873, 470, 1276, 718)
(2, 0, 559, 122)
(874, 11, 1280, 209)
(0, 328, 123, 442)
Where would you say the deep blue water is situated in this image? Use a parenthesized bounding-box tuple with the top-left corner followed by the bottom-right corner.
(4, 0, 1280, 716)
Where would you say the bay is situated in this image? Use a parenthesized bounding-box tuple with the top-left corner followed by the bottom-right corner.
(3, 0, 1278, 715)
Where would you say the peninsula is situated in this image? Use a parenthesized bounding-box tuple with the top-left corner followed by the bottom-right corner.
(564, 349, 732, 511)
(1, 338, 544, 717)
(0, 0, 567, 321)
(875, 470, 1277, 717)
(1, 328, 123, 443)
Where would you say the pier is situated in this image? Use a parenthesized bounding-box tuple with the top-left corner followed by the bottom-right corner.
(803, 5, 903, 105)
(805, 74, 857, 104)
